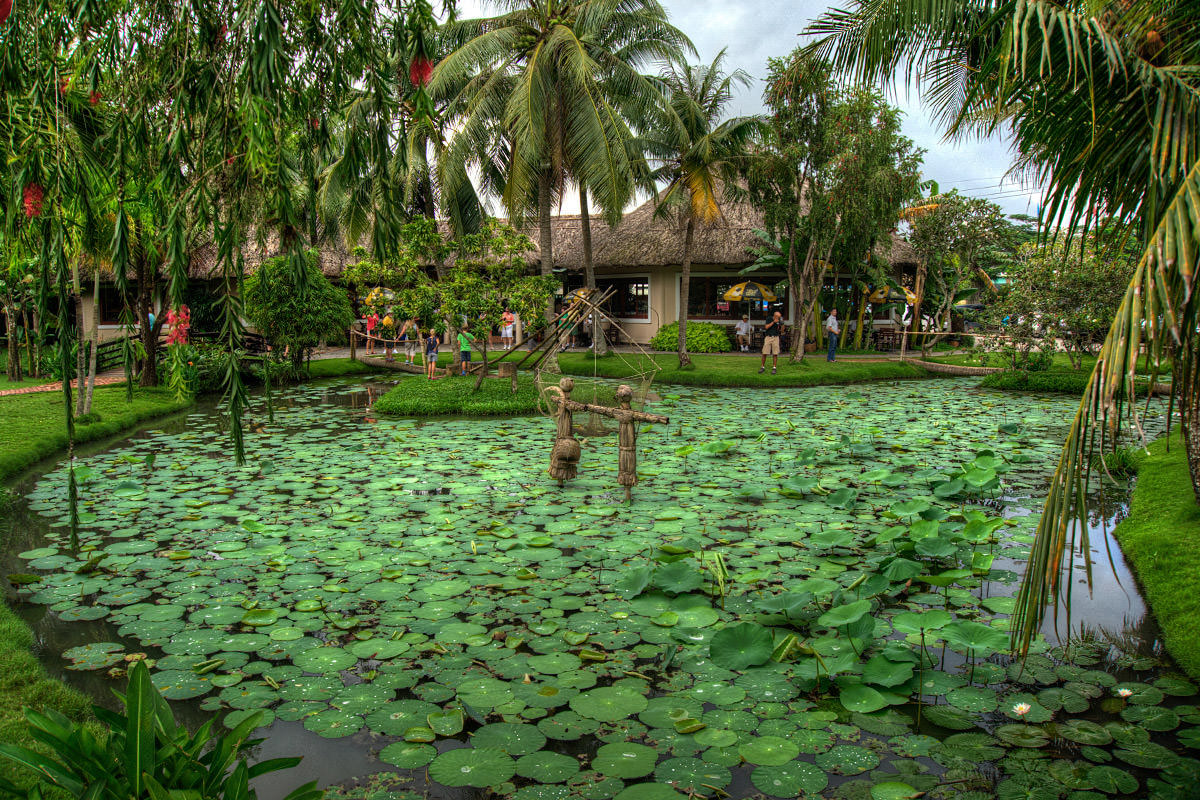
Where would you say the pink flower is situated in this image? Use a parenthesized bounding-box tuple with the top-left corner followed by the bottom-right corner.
(1012, 703, 1032, 717)
(1116, 688, 1133, 698)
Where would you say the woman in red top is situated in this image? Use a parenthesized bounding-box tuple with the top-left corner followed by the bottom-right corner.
(365, 312, 380, 354)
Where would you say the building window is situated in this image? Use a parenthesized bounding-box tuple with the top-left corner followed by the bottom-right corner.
(598, 277, 649, 319)
(97, 283, 125, 325)
(562, 275, 649, 320)
(686, 276, 788, 321)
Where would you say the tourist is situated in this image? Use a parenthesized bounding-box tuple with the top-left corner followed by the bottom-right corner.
(735, 315, 752, 352)
(380, 315, 395, 361)
(826, 308, 840, 362)
(458, 328, 475, 376)
(759, 311, 784, 375)
(401, 317, 418, 365)
(501, 307, 516, 349)
(365, 311, 379, 354)
(425, 328, 441, 379)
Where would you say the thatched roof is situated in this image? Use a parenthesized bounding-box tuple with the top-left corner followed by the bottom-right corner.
(179, 193, 919, 280)
(187, 235, 358, 280)
(535, 193, 919, 271)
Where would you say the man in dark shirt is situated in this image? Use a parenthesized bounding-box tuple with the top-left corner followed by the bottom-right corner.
(759, 311, 784, 374)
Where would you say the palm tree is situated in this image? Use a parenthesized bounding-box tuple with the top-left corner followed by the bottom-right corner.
(803, 0, 1200, 651)
(641, 51, 763, 367)
(433, 0, 691, 320)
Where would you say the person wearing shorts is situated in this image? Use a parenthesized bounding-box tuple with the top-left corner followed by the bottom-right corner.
(365, 312, 379, 354)
(759, 311, 784, 375)
(458, 329, 475, 376)
(501, 309, 515, 349)
(735, 315, 752, 352)
(402, 318, 419, 364)
(425, 329, 441, 379)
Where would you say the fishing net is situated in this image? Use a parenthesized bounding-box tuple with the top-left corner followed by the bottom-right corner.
(533, 289, 660, 434)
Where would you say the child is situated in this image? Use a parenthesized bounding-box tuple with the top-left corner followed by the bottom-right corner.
(366, 312, 379, 354)
(457, 329, 475, 376)
(424, 328, 441, 379)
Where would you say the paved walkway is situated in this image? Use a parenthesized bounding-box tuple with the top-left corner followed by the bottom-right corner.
(0, 372, 126, 397)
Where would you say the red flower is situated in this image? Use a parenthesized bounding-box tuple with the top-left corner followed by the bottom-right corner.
(166, 305, 191, 345)
(0, 0, 12, 25)
(22, 183, 43, 218)
(409, 56, 433, 88)
(310, 117, 320, 130)
(89, 90, 101, 106)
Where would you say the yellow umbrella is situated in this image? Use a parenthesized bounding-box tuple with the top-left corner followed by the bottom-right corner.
(868, 286, 918, 305)
(722, 281, 777, 302)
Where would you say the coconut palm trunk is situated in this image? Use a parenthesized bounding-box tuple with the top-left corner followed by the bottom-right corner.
(676, 213, 695, 367)
(579, 186, 607, 355)
(539, 171, 555, 324)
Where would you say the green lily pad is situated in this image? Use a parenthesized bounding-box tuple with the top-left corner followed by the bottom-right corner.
(428, 747, 516, 788)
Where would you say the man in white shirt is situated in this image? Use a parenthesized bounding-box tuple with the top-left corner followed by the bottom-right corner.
(734, 315, 752, 352)
(825, 308, 840, 362)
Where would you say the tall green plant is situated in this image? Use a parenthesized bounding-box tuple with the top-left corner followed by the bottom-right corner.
(435, 0, 691, 320)
(641, 51, 763, 367)
(803, 0, 1200, 651)
(0, 661, 320, 800)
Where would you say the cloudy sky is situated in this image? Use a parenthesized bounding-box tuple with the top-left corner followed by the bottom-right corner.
(455, 0, 1043, 218)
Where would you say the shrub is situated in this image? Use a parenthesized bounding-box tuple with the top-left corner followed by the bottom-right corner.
(1101, 447, 1139, 480)
(980, 370, 1151, 395)
(649, 321, 732, 353)
(0, 661, 319, 800)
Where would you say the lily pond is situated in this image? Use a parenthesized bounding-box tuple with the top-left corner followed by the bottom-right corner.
(6, 376, 1200, 800)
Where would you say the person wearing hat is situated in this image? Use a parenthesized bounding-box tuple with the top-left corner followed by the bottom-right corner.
(734, 314, 752, 352)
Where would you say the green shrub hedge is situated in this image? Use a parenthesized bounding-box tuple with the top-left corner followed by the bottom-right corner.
(980, 370, 1151, 395)
(649, 321, 732, 353)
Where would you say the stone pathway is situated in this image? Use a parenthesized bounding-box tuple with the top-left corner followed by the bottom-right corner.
(0, 372, 126, 397)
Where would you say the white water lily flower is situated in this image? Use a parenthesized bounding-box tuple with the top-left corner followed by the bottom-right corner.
(1012, 702, 1032, 716)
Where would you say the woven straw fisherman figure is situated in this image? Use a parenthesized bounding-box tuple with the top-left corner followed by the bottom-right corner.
(614, 385, 640, 495)
(546, 377, 584, 485)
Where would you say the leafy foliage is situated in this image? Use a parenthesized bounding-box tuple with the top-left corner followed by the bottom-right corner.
(986, 235, 1137, 370)
(0, 661, 320, 800)
(243, 254, 355, 372)
(649, 322, 732, 353)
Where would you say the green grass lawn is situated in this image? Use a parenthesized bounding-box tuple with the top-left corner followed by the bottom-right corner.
(1114, 434, 1200, 679)
(373, 373, 619, 417)
(305, 357, 385, 379)
(551, 351, 929, 388)
(0, 385, 193, 483)
(928, 351, 1171, 375)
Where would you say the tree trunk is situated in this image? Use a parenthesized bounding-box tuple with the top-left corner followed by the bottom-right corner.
(137, 257, 161, 387)
(474, 338, 489, 391)
(83, 269, 99, 415)
(23, 308, 36, 377)
(792, 241, 818, 363)
(425, 191, 460, 367)
(74, 291, 86, 416)
(910, 258, 927, 354)
(539, 171, 555, 324)
(677, 214, 695, 368)
(853, 286, 868, 350)
(580, 185, 606, 355)
(4, 305, 21, 381)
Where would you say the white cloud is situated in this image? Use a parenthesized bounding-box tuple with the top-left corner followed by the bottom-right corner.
(451, 0, 1040, 217)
